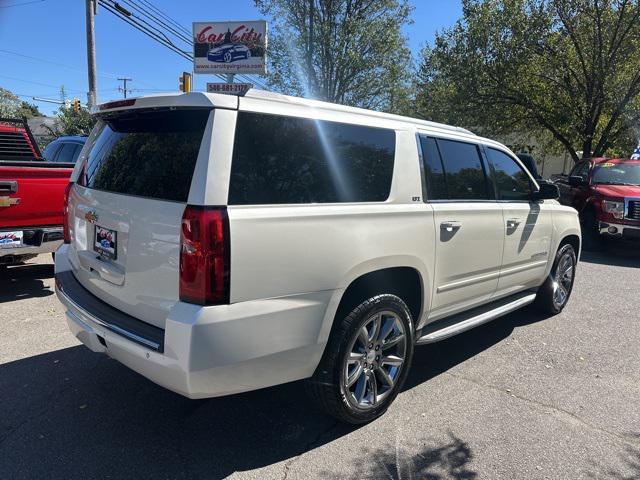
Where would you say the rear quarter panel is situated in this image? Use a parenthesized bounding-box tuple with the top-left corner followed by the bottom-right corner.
(219, 122, 435, 343)
(546, 202, 582, 276)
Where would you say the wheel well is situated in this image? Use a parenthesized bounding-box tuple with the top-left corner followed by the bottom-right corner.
(335, 267, 423, 327)
(559, 234, 581, 254)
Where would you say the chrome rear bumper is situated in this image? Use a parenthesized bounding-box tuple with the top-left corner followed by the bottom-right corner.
(0, 226, 63, 261)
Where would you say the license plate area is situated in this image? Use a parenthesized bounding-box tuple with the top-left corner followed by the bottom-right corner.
(94, 225, 117, 259)
(0, 230, 23, 248)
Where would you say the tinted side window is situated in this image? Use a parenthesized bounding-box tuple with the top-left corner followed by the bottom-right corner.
(70, 143, 83, 163)
(419, 136, 448, 200)
(229, 112, 396, 204)
(55, 143, 79, 163)
(436, 139, 489, 200)
(42, 142, 61, 161)
(486, 148, 532, 201)
(571, 162, 589, 178)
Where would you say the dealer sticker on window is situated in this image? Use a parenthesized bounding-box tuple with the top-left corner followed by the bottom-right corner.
(94, 226, 117, 259)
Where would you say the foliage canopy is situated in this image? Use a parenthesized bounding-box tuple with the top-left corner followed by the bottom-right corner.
(417, 0, 640, 162)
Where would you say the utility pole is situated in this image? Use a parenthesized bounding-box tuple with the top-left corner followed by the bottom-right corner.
(118, 77, 133, 98)
(307, 0, 314, 95)
(85, 0, 98, 108)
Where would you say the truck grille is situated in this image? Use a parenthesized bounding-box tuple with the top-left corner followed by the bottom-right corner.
(627, 200, 640, 220)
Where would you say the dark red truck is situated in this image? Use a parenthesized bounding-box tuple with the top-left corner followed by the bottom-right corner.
(555, 157, 640, 244)
(0, 118, 73, 267)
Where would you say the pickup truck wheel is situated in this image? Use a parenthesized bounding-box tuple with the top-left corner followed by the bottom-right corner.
(534, 244, 577, 315)
(580, 209, 602, 250)
(306, 294, 414, 424)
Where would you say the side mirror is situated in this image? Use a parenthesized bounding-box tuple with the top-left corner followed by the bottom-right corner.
(568, 175, 587, 187)
(532, 182, 559, 201)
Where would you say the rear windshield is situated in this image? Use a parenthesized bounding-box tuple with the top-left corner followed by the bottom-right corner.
(78, 108, 210, 202)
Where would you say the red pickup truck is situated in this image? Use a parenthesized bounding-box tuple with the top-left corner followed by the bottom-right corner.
(0, 118, 73, 267)
(555, 157, 640, 244)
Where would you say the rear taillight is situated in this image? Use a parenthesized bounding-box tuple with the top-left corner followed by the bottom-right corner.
(179, 206, 230, 305)
(63, 182, 73, 244)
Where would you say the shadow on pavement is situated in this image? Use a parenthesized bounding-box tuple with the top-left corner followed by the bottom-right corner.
(587, 434, 640, 479)
(0, 263, 54, 303)
(405, 305, 544, 392)
(0, 306, 545, 479)
(325, 432, 476, 479)
(579, 240, 640, 268)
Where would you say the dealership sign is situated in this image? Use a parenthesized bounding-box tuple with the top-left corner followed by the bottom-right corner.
(193, 21, 267, 75)
(207, 82, 253, 95)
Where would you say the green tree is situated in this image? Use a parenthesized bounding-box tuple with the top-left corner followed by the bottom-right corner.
(0, 87, 43, 119)
(254, 0, 414, 112)
(46, 104, 96, 137)
(416, 0, 640, 163)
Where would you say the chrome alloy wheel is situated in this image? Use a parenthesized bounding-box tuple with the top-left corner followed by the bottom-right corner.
(342, 311, 407, 410)
(552, 250, 575, 309)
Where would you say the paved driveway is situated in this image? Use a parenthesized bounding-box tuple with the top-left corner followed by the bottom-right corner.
(1, 246, 639, 479)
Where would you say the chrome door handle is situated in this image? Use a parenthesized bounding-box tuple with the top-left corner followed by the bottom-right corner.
(0, 181, 17, 193)
(440, 221, 462, 232)
(506, 219, 521, 229)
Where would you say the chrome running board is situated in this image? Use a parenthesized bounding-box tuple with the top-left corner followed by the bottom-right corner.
(416, 292, 537, 345)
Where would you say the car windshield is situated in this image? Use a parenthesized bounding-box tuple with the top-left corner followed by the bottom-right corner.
(591, 162, 640, 185)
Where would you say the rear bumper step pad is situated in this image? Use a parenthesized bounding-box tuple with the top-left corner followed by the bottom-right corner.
(55, 270, 165, 352)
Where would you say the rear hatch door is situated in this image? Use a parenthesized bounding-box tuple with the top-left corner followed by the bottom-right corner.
(66, 107, 211, 328)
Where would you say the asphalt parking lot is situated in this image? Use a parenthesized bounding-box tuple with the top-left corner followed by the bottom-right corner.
(1, 246, 639, 480)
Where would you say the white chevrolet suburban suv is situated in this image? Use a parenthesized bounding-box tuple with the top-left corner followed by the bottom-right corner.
(55, 90, 581, 424)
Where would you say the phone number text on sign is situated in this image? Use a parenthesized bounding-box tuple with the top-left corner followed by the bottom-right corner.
(207, 83, 253, 95)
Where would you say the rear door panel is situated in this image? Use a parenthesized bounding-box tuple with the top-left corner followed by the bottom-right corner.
(429, 202, 504, 318)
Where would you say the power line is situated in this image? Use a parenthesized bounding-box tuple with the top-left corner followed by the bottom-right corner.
(0, 48, 120, 80)
(0, 0, 44, 8)
(136, 0, 191, 37)
(121, 0, 192, 45)
(99, 0, 192, 61)
(0, 74, 85, 93)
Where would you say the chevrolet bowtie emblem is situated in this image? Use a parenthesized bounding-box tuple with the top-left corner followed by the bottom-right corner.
(0, 196, 19, 207)
(85, 210, 98, 223)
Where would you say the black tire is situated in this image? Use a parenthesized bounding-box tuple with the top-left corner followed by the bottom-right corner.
(534, 243, 577, 315)
(306, 294, 414, 424)
(580, 209, 602, 250)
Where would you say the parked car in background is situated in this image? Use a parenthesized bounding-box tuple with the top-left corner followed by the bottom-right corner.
(42, 135, 87, 164)
(55, 91, 580, 424)
(555, 158, 640, 244)
(0, 119, 74, 267)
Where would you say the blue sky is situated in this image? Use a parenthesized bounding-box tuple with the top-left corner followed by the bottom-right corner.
(0, 0, 461, 115)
